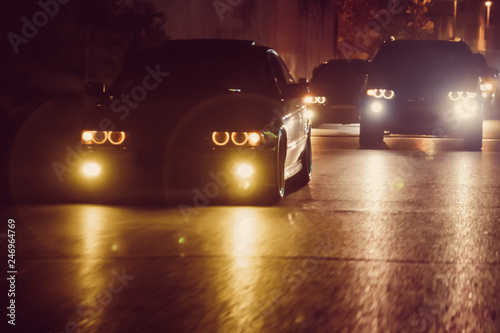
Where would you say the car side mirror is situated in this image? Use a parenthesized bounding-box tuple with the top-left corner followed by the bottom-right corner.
(85, 81, 107, 98)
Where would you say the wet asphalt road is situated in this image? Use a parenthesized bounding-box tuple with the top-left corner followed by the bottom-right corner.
(2, 127, 500, 333)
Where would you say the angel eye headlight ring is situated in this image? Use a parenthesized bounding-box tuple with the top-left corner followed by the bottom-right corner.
(212, 132, 230, 146)
(383, 90, 395, 99)
(92, 131, 108, 144)
(108, 131, 126, 145)
(231, 132, 248, 146)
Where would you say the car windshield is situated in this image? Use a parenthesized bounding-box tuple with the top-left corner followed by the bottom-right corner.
(111, 49, 273, 99)
(372, 42, 476, 79)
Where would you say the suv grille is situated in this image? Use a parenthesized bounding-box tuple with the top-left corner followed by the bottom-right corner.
(396, 88, 445, 102)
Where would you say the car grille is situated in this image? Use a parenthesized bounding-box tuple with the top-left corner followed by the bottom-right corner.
(396, 88, 445, 102)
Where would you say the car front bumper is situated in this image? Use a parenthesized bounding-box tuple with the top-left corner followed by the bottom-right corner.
(361, 99, 483, 136)
(70, 144, 278, 201)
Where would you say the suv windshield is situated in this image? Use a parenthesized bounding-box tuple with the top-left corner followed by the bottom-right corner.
(111, 49, 273, 100)
(372, 41, 477, 79)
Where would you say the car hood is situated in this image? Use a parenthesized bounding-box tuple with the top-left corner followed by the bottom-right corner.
(86, 93, 279, 148)
(366, 68, 478, 91)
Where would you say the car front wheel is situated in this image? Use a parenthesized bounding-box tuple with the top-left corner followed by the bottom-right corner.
(296, 134, 312, 186)
(263, 133, 286, 204)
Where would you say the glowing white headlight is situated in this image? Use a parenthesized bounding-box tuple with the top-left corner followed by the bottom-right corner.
(481, 83, 493, 92)
(82, 131, 93, 144)
(248, 132, 261, 146)
(304, 96, 326, 104)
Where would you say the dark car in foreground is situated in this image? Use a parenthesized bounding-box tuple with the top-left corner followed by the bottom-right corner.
(306, 59, 368, 126)
(360, 39, 484, 150)
(78, 39, 311, 204)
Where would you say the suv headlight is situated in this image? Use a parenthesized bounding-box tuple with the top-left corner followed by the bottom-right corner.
(447, 91, 477, 101)
(366, 89, 395, 100)
(304, 96, 326, 104)
(480, 82, 494, 92)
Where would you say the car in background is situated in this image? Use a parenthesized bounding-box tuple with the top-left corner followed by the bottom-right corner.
(306, 59, 369, 126)
(474, 52, 499, 120)
(80, 39, 311, 204)
(360, 39, 483, 151)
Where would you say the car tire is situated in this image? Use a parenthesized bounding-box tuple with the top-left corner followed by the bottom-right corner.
(296, 133, 312, 186)
(359, 121, 383, 148)
(463, 120, 483, 151)
(263, 132, 286, 204)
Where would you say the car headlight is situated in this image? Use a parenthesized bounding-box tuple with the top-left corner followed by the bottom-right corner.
(248, 132, 261, 145)
(212, 131, 230, 146)
(367, 89, 395, 100)
(231, 132, 248, 146)
(108, 131, 126, 145)
(212, 131, 262, 146)
(480, 82, 494, 92)
(81, 131, 127, 145)
(81, 131, 93, 144)
(304, 96, 326, 104)
(447, 91, 477, 101)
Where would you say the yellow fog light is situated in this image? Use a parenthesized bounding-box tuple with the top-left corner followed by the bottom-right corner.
(235, 163, 254, 178)
(371, 101, 383, 113)
(82, 162, 101, 177)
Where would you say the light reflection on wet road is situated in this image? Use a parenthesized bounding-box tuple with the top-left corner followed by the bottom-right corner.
(2, 133, 500, 332)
